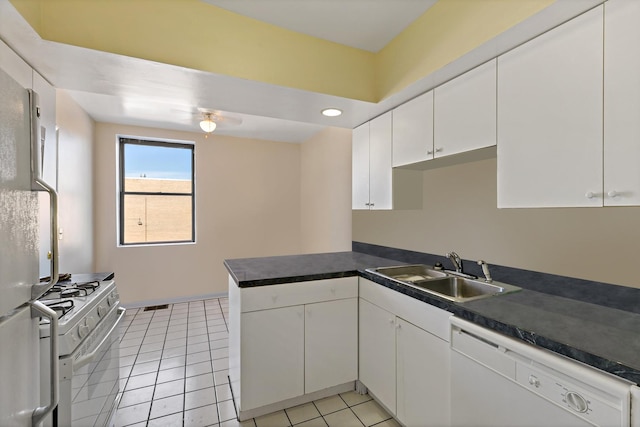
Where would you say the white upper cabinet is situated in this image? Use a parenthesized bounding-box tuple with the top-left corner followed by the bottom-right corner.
(392, 91, 434, 167)
(352, 122, 370, 210)
(32, 71, 57, 189)
(434, 59, 496, 158)
(604, 0, 640, 206)
(352, 112, 396, 210)
(497, 6, 604, 208)
(369, 112, 393, 210)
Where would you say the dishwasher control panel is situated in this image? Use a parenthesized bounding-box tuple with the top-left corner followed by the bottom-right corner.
(516, 361, 625, 426)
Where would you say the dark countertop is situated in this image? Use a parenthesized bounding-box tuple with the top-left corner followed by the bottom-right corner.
(225, 251, 640, 384)
(224, 252, 402, 287)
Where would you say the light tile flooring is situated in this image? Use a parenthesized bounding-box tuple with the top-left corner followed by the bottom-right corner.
(115, 298, 397, 427)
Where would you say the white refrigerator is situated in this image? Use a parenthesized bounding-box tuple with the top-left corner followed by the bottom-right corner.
(0, 65, 59, 424)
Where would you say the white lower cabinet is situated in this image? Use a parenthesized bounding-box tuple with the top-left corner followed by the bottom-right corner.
(396, 318, 450, 427)
(358, 298, 397, 413)
(241, 306, 305, 409)
(305, 298, 358, 394)
(229, 276, 358, 419)
(359, 278, 452, 427)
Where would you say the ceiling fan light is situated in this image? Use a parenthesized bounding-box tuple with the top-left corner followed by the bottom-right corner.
(199, 118, 217, 133)
(321, 108, 342, 117)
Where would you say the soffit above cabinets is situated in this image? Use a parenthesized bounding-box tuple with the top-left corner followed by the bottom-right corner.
(0, 0, 604, 143)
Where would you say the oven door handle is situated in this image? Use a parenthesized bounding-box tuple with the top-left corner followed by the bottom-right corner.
(74, 307, 126, 370)
(31, 301, 59, 426)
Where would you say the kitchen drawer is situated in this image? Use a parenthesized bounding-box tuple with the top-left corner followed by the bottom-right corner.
(240, 277, 358, 312)
(359, 278, 452, 341)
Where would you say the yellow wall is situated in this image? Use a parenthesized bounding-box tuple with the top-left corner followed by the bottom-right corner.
(11, 0, 375, 101)
(375, 0, 554, 99)
(10, 0, 553, 102)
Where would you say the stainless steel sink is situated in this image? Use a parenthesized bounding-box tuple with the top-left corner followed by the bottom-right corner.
(367, 264, 521, 303)
(369, 264, 448, 282)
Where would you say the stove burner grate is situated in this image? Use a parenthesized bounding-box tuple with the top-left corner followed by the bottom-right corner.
(43, 299, 74, 317)
(41, 281, 100, 299)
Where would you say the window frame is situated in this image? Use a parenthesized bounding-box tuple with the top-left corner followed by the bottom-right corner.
(118, 137, 196, 246)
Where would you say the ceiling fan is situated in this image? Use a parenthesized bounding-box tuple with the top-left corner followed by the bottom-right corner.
(197, 108, 243, 136)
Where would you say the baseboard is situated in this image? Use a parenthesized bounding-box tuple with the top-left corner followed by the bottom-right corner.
(121, 292, 228, 309)
(237, 382, 355, 421)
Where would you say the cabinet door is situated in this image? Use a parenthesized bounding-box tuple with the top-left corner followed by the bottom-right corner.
(241, 306, 304, 410)
(369, 112, 393, 210)
(434, 59, 496, 158)
(305, 298, 357, 394)
(32, 72, 57, 278)
(352, 122, 370, 210)
(359, 298, 396, 414)
(32, 72, 57, 189)
(604, 0, 640, 206)
(392, 91, 434, 167)
(497, 6, 603, 208)
(396, 318, 450, 427)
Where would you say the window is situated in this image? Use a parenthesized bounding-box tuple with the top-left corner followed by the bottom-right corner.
(118, 137, 195, 245)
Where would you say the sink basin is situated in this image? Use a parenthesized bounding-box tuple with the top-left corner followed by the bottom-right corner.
(367, 264, 521, 303)
(410, 276, 520, 302)
(369, 264, 448, 282)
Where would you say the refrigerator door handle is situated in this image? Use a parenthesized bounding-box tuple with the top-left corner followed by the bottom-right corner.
(30, 301, 58, 426)
(28, 89, 59, 300)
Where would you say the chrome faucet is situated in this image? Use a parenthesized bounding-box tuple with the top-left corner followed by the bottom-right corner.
(477, 260, 493, 283)
(446, 251, 462, 273)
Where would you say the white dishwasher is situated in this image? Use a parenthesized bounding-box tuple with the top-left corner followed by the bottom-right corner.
(450, 317, 635, 427)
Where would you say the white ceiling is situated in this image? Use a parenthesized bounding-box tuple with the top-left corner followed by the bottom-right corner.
(201, 0, 437, 52)
(0, 0, 603, 144)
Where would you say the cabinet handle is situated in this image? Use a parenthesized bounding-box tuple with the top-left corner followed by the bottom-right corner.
(435, 147, 443, 153)
(608, 190, 618, 198)
(396, 323, 402, 330)
(369, 203, 375, 207)
(365, 202, 370, 206)
(427, 150, 434, 155)
(585, 191, 595, 199)
(389, 319, 394, 325)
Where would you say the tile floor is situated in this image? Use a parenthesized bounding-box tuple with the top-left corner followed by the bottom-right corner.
(115, 298, 398, 427)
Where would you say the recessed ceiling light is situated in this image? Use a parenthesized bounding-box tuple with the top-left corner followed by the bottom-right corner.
(321, 108, 342, 117)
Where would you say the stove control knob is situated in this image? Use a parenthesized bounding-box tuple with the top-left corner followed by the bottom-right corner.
(86, 316, 96, 330)
(78, 322, 89, 339)
(97, 305, 107, 318)
(107, 293, 117, 306)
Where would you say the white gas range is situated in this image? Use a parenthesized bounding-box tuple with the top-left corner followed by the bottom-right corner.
(39, 276, 125, 427)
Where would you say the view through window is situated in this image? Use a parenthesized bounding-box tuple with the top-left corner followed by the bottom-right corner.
(119, 137, 195, 245)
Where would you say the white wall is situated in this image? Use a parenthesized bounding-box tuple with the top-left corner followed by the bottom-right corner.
(353, 157, 640, 290)
(300, 127, 352, 253)
(56, 90, 95, 273)
(94, 123, 302, 306)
